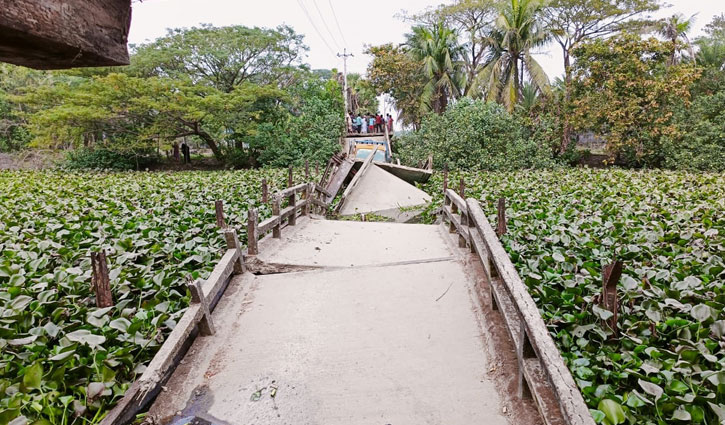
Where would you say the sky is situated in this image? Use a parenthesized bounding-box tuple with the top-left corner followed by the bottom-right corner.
(129, 0, 723, 81)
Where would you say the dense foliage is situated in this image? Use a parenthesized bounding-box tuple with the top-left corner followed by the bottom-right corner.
(0, 169, 308, 424)
(1, 24, 345, 169)
(394, 99, 554, 170)
(570, 35, 701, 167)
(422, 169, 725, 424)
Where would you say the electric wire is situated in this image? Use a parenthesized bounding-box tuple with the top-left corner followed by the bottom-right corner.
(311, 0, 341, 50)
(327, 0, 348, 48)
(296, 0, 337, 57)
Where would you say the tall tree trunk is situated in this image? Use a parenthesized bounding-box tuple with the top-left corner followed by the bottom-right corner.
(195, 127, 223, 160)
(560, 50, 573, 155)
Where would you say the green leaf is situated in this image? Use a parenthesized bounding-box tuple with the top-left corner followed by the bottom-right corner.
(638, 379, 664, 401)
(593, 305, 614, 321)
(671, 407, 691, 421)
(691, 304, 712, 322)
(23, 362, 43, 390)
(598, 399, 625, 425)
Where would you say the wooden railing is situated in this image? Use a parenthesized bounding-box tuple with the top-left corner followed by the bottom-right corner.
(247, 182, 329, 255)
(101, 176, 331, 425)
(100, 228, 245, 425)
(440, 189, 595, 425)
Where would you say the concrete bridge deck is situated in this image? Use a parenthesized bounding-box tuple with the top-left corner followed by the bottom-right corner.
(149, 218, 542, 425)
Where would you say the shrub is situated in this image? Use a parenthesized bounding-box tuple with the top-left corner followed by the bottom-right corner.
(65, 149, 159, 171)
(395, 99, 554, 170)
(665, 90, 725, 172)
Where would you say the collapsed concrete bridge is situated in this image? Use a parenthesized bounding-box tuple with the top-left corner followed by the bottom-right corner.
(99, 172, 595, 425)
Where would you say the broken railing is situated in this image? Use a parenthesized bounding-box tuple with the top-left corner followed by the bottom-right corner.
(99, 171, 330, 425)
(247, 182, 330, 255)
(440, 187, 595, 425)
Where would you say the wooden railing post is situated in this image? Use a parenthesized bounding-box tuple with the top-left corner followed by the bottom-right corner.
(223, 228, 246, 274)
(288, 165, 294, 188)
(272, 196, 282, 238)
(247, 208, 259, 255)
(262, 179, 268, 203)
(91, 250, 113, 308)
(188, 279, 215, 336)
(305, 160, 310, 179)
(215, 200, 226, 229)
(459, 177, 465, 200)
(601, 260, 623, 337)
(302, 184, 310, 217)
(288, 190, 297, 227)
(497, 198, 507, 236)
(443, 166, 448, 194)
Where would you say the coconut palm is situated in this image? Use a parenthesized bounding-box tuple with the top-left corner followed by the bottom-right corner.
(473, 0, 550, 110)
(406, 22, 465, 114)
(658, 14, 697, 65)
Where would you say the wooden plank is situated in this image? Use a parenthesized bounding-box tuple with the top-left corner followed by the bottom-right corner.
(375, 162, 433, 184)
(272, 197, 282, 239)
(323, 158, 355, 204)
(445, 189, 467, 214)
(215, 200, 226, 229)
(91, 250, 113, 308)
(258, 216, 282, 235)
(497, 198, 507, 236)
(223, 229, 245, 274)
(0, 0, 132, 69)
(100, 250, 240, 425)
(523, 358, 569, 425)
(466, 198, 595, 425)
(247, 208, 259, 256)
(188, 279, 215, 336)
(314, 183, 333, 198)
(277, 183, 309, 199)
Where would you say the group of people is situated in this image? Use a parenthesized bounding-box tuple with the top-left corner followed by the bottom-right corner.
(347, 113, 393, 134)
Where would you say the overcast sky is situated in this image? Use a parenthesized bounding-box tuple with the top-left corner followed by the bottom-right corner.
(129, 0, 722, 80)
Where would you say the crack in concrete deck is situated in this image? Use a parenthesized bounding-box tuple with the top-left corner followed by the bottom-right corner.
(148, 219, 542, 425)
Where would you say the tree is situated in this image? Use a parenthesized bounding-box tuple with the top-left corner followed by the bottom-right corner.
(21, 74, 285, 160)
(695, 14, 725, 71)
(129, 24, 307, 92)
(346, 73, 378, 115)
(414, 0, 498, 96)
(405, 22, 465, 114)
(542, 0, 661, 152)
(657, 14, 696, 65)
(474, 0, 550, 110)
(365, 44, 427, 129)
(395, 98, 553, 170)
(570, 34, 701, 167)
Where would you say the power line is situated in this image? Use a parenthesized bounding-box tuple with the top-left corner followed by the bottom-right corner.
(328, 0, 348, 47)
(296, 0, 337, 57)
(311, 0, 341, 50)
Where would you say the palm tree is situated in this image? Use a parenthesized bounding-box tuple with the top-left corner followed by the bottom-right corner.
(406, 22, 464, 114)
(658, 14, 697, 65)
(473, 0, 550, 110)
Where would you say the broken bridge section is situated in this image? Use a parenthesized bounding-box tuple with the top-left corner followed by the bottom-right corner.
(149, 218, 540, 425)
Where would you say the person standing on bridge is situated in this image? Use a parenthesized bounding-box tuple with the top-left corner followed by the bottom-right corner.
(346, 113, 352, 134)
(387, 114, 394, 133)
(369, 115, 376, 134)
(375, 114, 383, 133)
(361, 114, 368, 134)
(354, 114, 362, 133)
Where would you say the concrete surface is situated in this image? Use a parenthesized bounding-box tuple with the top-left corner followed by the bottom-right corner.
(339, 164, 431, 222)
(149, 220, 520, 425)
(256, 219, 452, 268)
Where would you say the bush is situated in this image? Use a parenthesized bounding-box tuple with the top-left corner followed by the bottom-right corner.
(664, 90, 725, 172)
(395, 99, 554, 170)
(65, 149, 159, 170)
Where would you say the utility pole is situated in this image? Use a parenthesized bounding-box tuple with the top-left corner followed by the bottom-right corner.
(337, 48, 353, 116)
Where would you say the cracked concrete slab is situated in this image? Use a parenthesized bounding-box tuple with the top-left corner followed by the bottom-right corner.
(339, 164, 431, 222)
